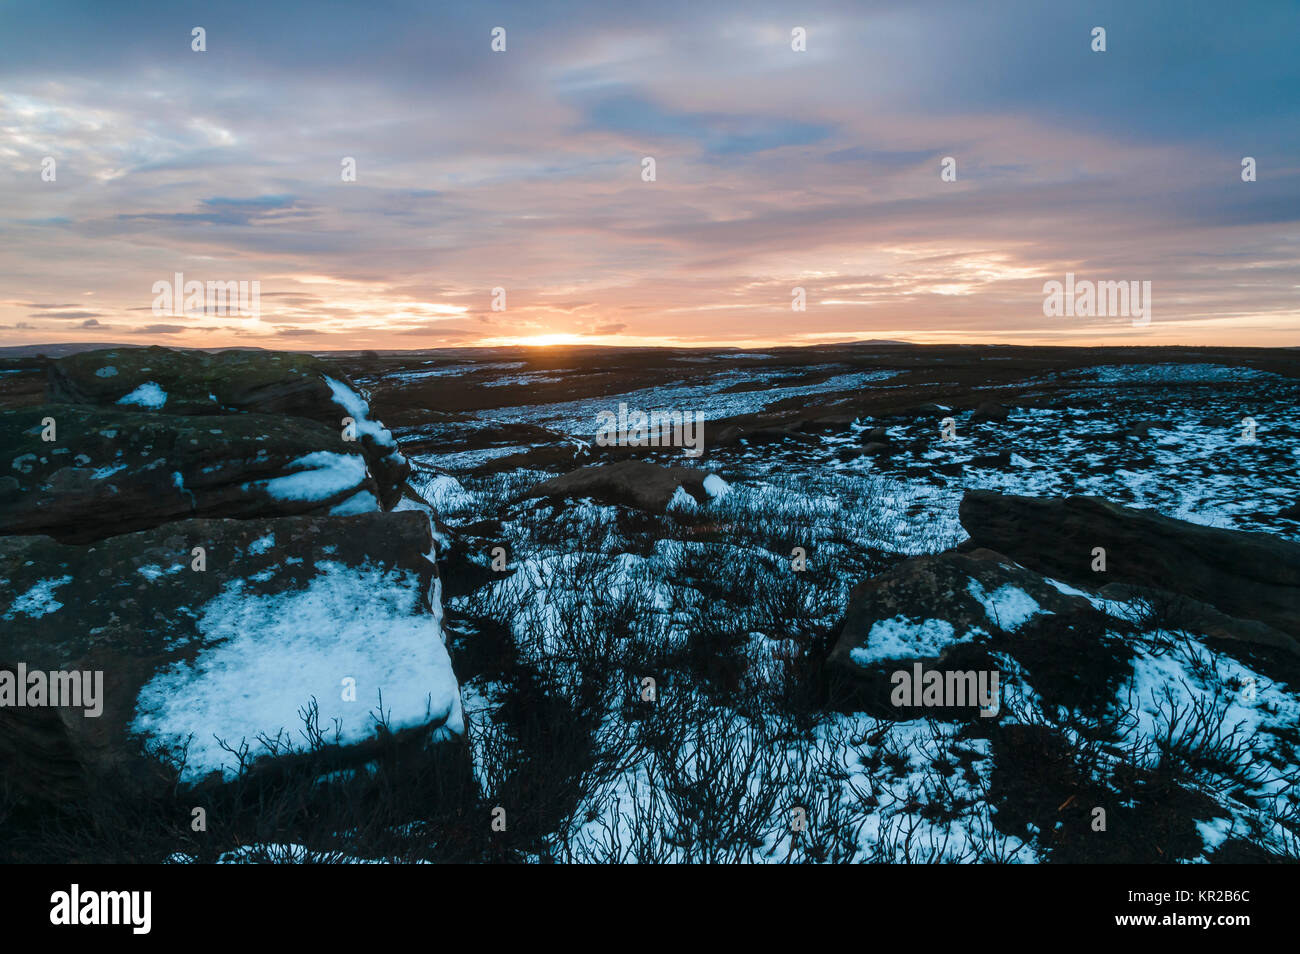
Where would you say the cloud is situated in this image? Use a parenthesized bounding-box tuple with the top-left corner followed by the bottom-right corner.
(130, 324, 189, 335)
(390, 324, 480, 338)
(0, 0, 1296, 348)
(579, 91, 834, 155)
(115, 194, 314, 228)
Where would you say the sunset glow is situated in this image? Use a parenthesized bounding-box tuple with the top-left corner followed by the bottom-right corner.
(1, 2, 1297, 350)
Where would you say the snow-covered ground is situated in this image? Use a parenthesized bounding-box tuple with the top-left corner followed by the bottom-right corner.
(465, 367, 900, 437)
(394, 358, 1300, 863)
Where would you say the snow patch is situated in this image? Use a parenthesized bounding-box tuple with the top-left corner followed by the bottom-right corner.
(850, 616, 982, 665)
(138, 563, 185, 581)
(260, 452, 367, 503)
(1063, 363, 1282, 384)
(967, 579, 1046, 631)
(703, 474, 731, 499)
(325, 376, 400, 454)
(412, 472, 475, 514)
(116, 382, 168, 408)
(130, 561, 463, 782)
(666, 485, 700, 511)
(330, 490, 381, 515)
(3, 575, 73, 619)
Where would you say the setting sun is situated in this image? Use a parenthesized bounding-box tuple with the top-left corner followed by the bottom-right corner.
(509, 333, 585, 347)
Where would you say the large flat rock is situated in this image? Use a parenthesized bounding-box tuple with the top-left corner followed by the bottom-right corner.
(0, 511, 462, 802)
(828, 546, 1197, 723)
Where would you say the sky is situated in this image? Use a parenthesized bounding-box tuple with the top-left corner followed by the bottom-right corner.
(1, 0, 1298, 350)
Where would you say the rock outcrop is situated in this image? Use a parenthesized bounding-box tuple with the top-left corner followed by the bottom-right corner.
(831, 491, 1300, 721)
(0, 348, 461, 806)
(959, 490, 1300, 642)
(0, 511, 460, 802)
(527, 460, 728, 514)
(47, 347, 335, 416)
(828, 548, 1114, 716)
(971, 401, 1009, 422)
(2, 405, 379, 542)
(44, 347, 409, 509)
(831, 548, 1095, 669)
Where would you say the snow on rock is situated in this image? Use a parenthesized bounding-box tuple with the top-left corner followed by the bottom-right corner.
(966, 579, 1046, 631)
(131, 560, 463, 782)
(325, 375, 401, 455)
(1043, 577, 1137, 619)
(2, 575, 73, 620)
(703, 474, 731, 499)
(324, 375, 411, 510)
(137, 563, 184, 581)
(260, 451, 368, 502)
(392, 497, 452, 555)
(115, 382, 168, 408)
(330, 490, 381, 515)
(849, 616, 979, 665)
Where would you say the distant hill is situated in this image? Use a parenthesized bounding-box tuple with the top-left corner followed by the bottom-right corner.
(0, 342, 145, 358)
(0, 343, 267, 358)
(837, 338, 912, 346)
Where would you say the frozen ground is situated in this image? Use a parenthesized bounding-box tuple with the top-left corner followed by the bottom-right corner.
(463, 367, 901, 434)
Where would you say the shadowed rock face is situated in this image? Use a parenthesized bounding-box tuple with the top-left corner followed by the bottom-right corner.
(0, 511, 460, 803)
(527, 459, 717, 513)
(1, 406, 379, 542)
(959, 490, 1300, 642)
